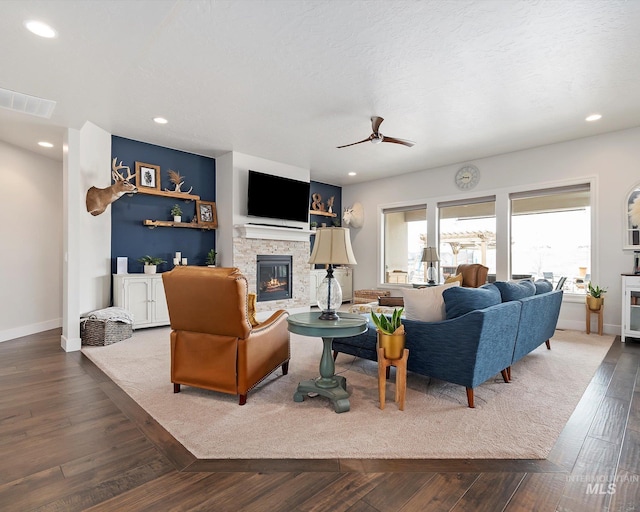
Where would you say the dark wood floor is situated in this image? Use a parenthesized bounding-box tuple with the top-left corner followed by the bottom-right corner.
(0, 329, 637, 511)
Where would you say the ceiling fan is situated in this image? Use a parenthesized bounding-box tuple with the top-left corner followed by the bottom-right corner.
(337, 116, 415, 148)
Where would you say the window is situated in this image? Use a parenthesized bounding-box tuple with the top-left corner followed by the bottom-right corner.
(438, 197, 496, 281)
(510, 184, 590, 293)
(382, 205, 427, 284)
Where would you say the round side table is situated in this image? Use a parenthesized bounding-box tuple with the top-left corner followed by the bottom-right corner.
(287, 312, 367, 413)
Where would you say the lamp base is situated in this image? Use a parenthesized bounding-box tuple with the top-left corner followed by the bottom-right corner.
(318, 310, 340, 321)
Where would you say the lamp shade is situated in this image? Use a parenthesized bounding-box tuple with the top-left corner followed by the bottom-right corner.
(309, 227, 357, 265)
(421, 247, 440, 263)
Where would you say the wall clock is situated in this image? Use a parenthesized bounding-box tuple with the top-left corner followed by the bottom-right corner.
(455, 165, 480, 190)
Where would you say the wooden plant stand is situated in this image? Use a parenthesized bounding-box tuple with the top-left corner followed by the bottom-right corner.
(377, 348, 409, 411)
(586, 304, 604, 336)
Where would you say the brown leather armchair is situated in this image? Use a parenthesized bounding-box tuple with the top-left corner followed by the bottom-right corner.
(455, 263, 489, 288)
(162, 266, 290, 405)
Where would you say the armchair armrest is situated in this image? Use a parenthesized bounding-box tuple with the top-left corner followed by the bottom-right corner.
(237, 310, 290, 394)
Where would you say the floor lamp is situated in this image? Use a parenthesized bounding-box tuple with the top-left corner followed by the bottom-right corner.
(309, 227, 357, 320)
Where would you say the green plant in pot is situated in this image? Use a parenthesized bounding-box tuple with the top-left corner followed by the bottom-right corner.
(170, 204, 182, 222)
(371, 308, 405, 360)
(138, 255, 166, 274)
(206, 249, 217, 267)
(587, 282, 606, 311)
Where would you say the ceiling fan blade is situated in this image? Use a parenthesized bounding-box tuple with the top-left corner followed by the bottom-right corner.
(371, 116, 384, 136)
(336, 136, 373, 149)
(382, 136, 416, 147)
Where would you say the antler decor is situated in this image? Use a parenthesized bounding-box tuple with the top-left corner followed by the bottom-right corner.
(85, 158, 138, 216)
(165, 169, 193, 194)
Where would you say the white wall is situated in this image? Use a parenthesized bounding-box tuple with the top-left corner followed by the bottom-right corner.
(342, 127, 640, 335)
(0, 140, 62, 342)
(61, 122, 112, 351)
(79, 122, 112, 312)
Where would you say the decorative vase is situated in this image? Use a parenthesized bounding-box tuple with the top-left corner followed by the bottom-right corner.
(377, 332, 406, 360)
(586, 296, 604, 311)
(143, 264, 157, 274)
(173, 216, 181, 223)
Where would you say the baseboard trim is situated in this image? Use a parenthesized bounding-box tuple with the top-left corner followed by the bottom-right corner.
(0, 318, 62, 343)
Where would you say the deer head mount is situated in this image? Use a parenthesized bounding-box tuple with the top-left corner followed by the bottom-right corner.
(85, 158, 138, 216)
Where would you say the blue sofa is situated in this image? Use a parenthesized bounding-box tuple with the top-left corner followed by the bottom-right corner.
(332, 280, 563, 407)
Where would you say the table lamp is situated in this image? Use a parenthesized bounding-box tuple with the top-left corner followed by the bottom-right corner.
(421, 247, 440, 285)
(309, 227, 357, 320)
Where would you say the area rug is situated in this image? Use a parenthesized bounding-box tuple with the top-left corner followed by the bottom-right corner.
(82, 327, 614, 459)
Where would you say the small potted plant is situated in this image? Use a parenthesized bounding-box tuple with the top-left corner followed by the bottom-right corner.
(138, 255, 167, 274)
(587, 282, 606, 311)
(206, 249, 217, 267)
(170, 204, 182, 223)
(370, 308, 405, 359)
(310, 221, 318, 231)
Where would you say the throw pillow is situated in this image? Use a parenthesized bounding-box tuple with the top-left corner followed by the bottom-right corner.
(442, 283, 502, 319)
(493, 280, 537, 302)
(533, 279, 553, 294)
(247, 292, 260, 327)
(399, 282, 460, 322)
(444, 273, 464, 286)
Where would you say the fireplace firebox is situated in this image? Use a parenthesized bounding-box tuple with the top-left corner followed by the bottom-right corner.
(256, 255, 293, 302)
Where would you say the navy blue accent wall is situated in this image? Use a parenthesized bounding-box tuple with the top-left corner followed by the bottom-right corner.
(111, 136, 216, 273)
(309, 180, 342, 268)
(309, 180, 342, 227)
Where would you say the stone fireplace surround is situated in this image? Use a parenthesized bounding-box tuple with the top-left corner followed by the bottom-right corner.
(233, 224, 311, 314)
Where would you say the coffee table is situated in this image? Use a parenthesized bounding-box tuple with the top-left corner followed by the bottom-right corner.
(287, 312, 367, 413)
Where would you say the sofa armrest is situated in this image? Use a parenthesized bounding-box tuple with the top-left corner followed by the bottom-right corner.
(402, 301, 521, 388)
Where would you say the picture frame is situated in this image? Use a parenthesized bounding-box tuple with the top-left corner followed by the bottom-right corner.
(135, 162, 161, 190)
(196, 200, 218, 228)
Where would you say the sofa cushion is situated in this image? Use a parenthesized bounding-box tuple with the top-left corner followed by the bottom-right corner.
(399, 282, 460, 322)
(442, 283, 502, 319)
(494, 280, 537, 302)
(533, 279, 553, 294)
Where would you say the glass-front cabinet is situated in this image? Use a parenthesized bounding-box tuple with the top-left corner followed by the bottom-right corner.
(625, 184, 640, 250)
(621, 275, 640, 342)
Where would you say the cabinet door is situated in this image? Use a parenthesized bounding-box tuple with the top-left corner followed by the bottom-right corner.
(340, 268, 353, 301)
(152, 278, 169, 324)
(333, 268, 353, 302)
(124, 279, 153, 327)
(623, 276, 640, 341)
(309, 271, 320, 305)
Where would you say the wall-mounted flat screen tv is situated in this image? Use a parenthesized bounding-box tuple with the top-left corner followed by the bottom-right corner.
(247, 170, 310, 223)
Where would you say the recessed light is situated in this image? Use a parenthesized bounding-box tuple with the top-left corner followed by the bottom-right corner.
(585, 114, 602, 122)
(24, 20, 57, 39)
(153, 117, 168, 124)
(38, 141, 54, 148)
(348, 172, 357, 176)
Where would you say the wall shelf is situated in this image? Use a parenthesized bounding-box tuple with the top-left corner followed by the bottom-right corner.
(138, 188, 200, 201)
(310, 210, 336, 217)
(143, 220, 215, 230)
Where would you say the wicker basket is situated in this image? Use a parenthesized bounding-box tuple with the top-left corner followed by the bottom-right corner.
(353, 289, 391, 304)
(80, 318, 132, 346)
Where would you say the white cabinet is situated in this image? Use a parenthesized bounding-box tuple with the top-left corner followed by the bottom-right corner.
(113, 274, 170, 329)
(335, 267, 353, 303)
(310, 267, 353, 305)
(621, 274, 640, 342)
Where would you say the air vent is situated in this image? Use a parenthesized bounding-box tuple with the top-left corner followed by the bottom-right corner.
(0, 87, 56, 118)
